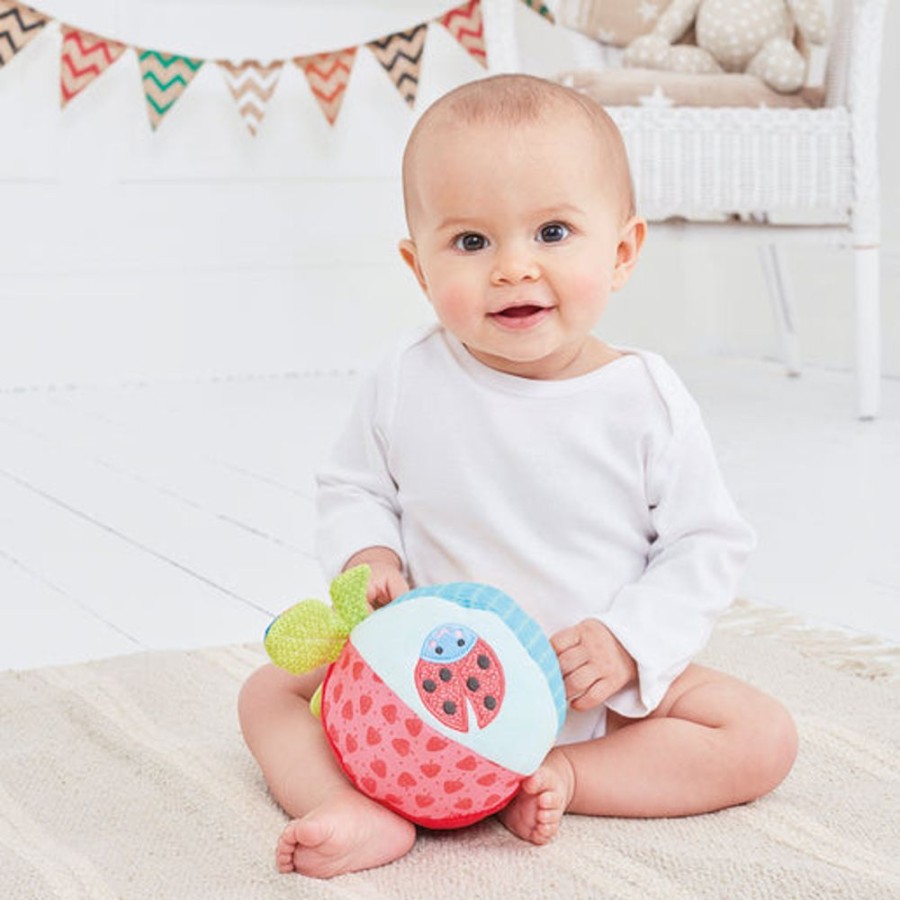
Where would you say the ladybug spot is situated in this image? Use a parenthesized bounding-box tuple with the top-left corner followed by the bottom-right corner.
(484, 695, 497, 711)
(439, 667, 452, 682)
(443, 700, 457, 716)
(477, 654, 491, 670)
(466, 676, 480, 691)
(422, 679, 437, 693)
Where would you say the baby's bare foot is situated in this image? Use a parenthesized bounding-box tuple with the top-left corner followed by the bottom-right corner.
(276, 788, 416, 879)
(498, 749, 575, 845)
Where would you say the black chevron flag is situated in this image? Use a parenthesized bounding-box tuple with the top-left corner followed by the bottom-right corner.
(367, 23, 427, 109)
(0, 1, 47, 68)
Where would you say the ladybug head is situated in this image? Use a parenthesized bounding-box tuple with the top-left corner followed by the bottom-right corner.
(420, 623, 477, 663)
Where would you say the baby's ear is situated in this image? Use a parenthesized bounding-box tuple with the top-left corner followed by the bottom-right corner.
(612, 217, 646, 291)
(399, 238, 429, 293)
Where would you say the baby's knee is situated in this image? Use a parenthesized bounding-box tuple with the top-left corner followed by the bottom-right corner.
(738, 696, 798, 799)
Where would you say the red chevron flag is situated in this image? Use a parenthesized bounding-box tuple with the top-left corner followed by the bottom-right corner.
(60, 26, 126, 107)
(295, 47, 357, 126)
(0, 1, 47, 68)
(367, 24, 427, 109)
(438, 0, 487, 69)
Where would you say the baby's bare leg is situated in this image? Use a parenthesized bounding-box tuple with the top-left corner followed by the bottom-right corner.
(238, 664, 416, 878)
(500, 664, 797, 842)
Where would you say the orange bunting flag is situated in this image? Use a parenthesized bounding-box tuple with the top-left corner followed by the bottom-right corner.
(219, 60, 282, 136)
(60, 26, 126, 107)
(137, 49, 204, 130)
(294, 47, 356, 126)
(438, 0, 487, 69)
(367, 23, 427, 109)
(0, 1, 48, 68)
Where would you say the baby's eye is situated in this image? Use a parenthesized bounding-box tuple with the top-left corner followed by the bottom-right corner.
(454, 232, 489, 252)
(537, 222, 570, 244)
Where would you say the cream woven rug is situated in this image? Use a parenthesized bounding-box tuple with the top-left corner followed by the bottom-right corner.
(2, 602, 898, 900)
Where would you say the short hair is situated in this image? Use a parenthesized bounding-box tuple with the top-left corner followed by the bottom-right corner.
(401, 74, 636, 228)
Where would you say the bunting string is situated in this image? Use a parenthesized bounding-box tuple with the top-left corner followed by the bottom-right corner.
(0, 0, 555, 133)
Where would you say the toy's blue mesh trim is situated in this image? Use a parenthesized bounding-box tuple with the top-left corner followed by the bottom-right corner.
(395, 582, 567, 731)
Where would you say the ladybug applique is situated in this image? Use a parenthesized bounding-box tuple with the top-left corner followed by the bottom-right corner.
(414, 623, 505, 732)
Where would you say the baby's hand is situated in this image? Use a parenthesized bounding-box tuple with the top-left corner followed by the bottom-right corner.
(343, 547, 410, 610)
(551, 619, 637, 711)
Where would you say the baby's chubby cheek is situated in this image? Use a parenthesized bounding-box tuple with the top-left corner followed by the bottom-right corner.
(429, 285, 480, 328)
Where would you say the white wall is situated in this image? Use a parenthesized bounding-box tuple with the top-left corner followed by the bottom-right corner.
(0, 0, 896, 388)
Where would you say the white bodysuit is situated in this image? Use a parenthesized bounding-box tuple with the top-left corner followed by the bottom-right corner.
(316, 326, 755, 743)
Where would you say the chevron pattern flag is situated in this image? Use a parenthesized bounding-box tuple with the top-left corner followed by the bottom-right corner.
(0, 1, 47, 68)
(367, 24, 427, 109)
(295, 47, 357, 126)
(219, 60, 282, 136)
(519, 0, 555, 24)
(60, 26, 126, 107)
(438, 0, 487, 69)
(138, 49, 204, 130)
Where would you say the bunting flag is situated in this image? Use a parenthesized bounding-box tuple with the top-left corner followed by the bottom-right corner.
(438, 0, 487, 70)
(367, 23, 427, 109)
(137, 49, 204, 130)
(0, 1, 558, 133)
(519, 0, 556, 24)
(0, 1, 47, 68)
(294, 47, 356, 126)
(219, 59, 282, 135)
(60, 26, 126, 107)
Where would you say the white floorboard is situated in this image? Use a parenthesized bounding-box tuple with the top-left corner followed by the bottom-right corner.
(1, 358, 898, 672)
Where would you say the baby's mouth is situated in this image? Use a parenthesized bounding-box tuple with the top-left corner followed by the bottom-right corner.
(494, 305, 547, 319)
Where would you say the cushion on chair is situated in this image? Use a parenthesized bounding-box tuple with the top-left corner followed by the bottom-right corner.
(560, 68, 826, 109)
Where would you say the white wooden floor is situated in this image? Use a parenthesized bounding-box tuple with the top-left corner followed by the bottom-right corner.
(1, 356, 898, 672)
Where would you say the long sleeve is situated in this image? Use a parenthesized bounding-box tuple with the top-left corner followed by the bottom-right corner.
(315, 366, 404, 578)
(599, 407, 756, 718)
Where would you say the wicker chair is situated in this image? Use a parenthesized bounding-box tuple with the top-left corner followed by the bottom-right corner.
(487, 0, 887, 419)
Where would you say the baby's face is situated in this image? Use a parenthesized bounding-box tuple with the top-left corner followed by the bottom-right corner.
(401, 109, 638, 380)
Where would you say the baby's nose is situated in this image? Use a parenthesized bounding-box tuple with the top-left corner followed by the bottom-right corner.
(490, 243, 540, 285)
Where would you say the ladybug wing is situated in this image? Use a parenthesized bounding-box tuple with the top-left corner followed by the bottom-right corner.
(414, 657, 469, 732)
(458, 638, 505, 730)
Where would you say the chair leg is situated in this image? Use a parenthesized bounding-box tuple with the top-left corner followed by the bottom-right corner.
(854, 244, 881, 420)
(758, 244, 802, 377)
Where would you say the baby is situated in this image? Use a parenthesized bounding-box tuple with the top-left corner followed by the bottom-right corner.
(239, 73, 798, 880)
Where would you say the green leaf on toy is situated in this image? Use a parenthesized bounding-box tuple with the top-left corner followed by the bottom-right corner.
(263, 566, 372, 675)
(329, 565, 370, 630)
(309, 683, 323, 719)
(264, 599, 351, 674)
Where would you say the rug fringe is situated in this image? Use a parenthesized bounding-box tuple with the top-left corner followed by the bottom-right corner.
(719, 600, 900, 682)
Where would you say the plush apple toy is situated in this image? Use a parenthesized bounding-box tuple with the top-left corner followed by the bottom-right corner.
(264, 566, 566, 829)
